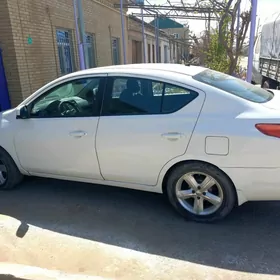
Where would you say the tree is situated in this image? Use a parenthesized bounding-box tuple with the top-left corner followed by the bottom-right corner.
(206, 29, 229, 73)
(217, 0, 251, 74)
(188, 0, 251, 75)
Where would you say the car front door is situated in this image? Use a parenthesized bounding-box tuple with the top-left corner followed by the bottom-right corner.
(96, 74, 205, 186)
(14, 75, 106, 180)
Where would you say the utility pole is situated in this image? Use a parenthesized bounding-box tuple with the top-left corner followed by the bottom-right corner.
(73, 0, 86, 70)
(156, 16, 160, 62)
(154, 15, 158, 62)
(141, 7, 146, 63)
(246, 0, 258, 83)
(120, 0, 127, 64)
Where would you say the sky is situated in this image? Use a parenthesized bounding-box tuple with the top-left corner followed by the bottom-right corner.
(188, 0, 280, 35)
(128, 0, 280, 36)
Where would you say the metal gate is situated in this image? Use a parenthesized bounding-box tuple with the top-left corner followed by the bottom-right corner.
(0, 48, 11, 111)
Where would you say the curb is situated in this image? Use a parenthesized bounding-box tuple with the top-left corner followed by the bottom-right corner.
(0, 263, 112, 280)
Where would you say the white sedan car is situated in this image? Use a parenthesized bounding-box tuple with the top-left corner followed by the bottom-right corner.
(1, 63, 279, 222)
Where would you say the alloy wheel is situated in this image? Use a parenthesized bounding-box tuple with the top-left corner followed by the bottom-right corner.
(175, 172, 223, 216)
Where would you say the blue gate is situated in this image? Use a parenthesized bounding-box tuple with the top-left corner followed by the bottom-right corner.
(0, 48, 11, 111)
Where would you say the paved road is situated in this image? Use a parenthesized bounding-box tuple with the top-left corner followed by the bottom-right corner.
(1, 177, 280, 279)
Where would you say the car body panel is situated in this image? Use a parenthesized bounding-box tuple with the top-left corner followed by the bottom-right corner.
(13, 73, 107, 180)
(95, 70, 206, 185)
(14, 117, 103, 179)
(1, 64, 280, 207)
(0, 109, 29, 175)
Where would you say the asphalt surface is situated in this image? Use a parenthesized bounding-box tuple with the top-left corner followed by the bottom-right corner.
(1, 177, 280, 279)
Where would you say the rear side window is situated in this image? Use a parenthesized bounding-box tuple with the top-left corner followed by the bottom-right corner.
(162, 83, 197, 113)
(102, 77, 198, 116)
(193, 69, 273, 103)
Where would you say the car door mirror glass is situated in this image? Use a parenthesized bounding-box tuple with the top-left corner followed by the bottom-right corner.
(16, 106, 29, 119)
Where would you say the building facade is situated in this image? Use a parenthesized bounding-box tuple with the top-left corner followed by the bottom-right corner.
(0, 1, 186, 108)
(0, 0, 128, 107)
(127, 16, 184, 64)
(150, 17, 190, 63)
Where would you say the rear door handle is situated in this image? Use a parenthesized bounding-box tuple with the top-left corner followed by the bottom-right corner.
(161, 132, 184, 141)
(69, 131, 87, 138)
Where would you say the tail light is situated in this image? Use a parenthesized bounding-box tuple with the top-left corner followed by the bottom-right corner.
(255, 124, 280, 138)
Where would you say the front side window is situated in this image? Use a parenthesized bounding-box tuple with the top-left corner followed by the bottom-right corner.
(29, 78, 102, 118)
(102, 77, 198, 116)
(193, 69, 274, 103)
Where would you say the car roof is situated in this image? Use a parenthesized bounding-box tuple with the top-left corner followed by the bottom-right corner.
(65, 63, 206, 79)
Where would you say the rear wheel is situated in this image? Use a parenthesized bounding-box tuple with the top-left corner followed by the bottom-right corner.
(166, 162, 236, 223)
(0, 149, 23, 190)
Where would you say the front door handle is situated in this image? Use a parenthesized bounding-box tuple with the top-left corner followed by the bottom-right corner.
(69, 131, 87, 138)
(161, 132, 184, 141)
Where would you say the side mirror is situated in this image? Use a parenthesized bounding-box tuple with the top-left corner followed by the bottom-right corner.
(16, 106, 29, 119)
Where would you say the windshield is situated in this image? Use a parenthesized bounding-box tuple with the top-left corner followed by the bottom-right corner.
(193, 69, 274, 103)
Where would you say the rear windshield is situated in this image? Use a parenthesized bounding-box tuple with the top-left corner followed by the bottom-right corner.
(193, 69, 274, 103)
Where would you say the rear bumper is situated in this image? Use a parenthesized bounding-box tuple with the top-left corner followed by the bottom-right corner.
(221, 167, 280, 205)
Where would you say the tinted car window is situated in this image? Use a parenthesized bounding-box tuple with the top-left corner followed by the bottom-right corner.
(193, 69, 273, 103)
(102, 77, 199, 116)
(30, 78, 101, 118)
(162, 83, 198, 113)
(104, 77, 162, 115)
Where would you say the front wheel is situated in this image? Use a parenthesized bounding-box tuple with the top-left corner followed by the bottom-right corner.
(166, 162, 236, 223)
(0, 148, 23, 190)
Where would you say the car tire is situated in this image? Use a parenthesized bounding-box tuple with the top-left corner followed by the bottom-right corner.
(262, 78, 277, 90)
(0, 148, 23, 190)
(166, 162, 236, 223)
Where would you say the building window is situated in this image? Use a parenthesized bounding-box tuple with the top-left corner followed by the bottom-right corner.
(56, 29, 75, 75)
(85, 33, 97, 68)
(152, 44, 155, 63)
(112, 37, 120, 65)
(173, 33, 180, 39)
(159, 46, 161, 63)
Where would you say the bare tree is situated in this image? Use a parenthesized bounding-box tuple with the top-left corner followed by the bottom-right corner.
(217, 0, 251, 74)
(188, 0, 251, 74)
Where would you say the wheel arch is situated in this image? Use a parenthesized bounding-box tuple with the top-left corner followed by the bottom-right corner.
(0, 144, 27, 175)
(0, 145, 14, 159)
(161, 159, 239, 206)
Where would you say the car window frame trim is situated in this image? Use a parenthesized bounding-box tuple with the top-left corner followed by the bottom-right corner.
(21, 74, 108, 119)
(101, 73, 200, 117)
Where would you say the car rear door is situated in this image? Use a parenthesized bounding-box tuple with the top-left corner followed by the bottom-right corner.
(96, 72, 206, 186)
